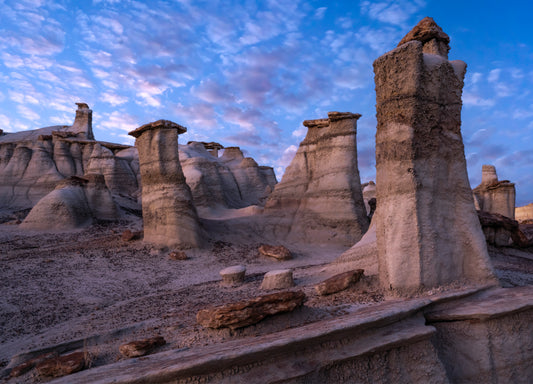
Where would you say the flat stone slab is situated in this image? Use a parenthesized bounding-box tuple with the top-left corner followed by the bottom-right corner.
(258, 245, 293, 260)
(426, 286, 533, 322)
(260, 269, 294, 290)
(119, 336, 166, 358)
(315, 269, 364, 296)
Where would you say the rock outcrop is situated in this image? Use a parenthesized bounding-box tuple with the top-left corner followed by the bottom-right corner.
(20, 175, 119, 230)
(264, 112, 369, 246)
(373, 17, 497, 293)
(473, 165, 516, 219)
(515, 203, 533, 223)
(129, 120, 203, 249)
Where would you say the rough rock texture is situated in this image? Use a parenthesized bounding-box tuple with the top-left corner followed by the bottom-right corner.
(515, 202, 533, 223)
(373, 18, 497, 292)
(119, 336, 166, 358)
(362, 181, 376, 215)
(258, 244, 293, 260)
(473, 165, 516, 219)
(196, 290, 305, 330)
(35, 351, 85, 378)
(260, 269, 294, 290)
(129, 120, 203, 249)
(264, 112, 368, 246)
(315, 269, 364, 296)
(20, 175, 119, 230)
(477, 210, 532, 248)
(9, 352, 58, 378)
(220, 265, 246, 286)
(168, 250, 188, 260)
(334, 218, 378, 275)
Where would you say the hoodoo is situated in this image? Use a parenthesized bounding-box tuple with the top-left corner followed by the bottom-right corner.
(264, 111, 368, 246)
(373, 17, 497, 292)
(129, 120, 203, 249)
(473, 165, 516, 219)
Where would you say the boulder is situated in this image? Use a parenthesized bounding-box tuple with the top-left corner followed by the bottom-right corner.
(315, 269, 364, 296)
(119, 336, 166, 358)
(35, 351, 85, 378)
(260, 269, 294, 290)
(220, 265, 246, 286)
(373, 17, 497, 293)
(264, 111, 368, 246)
(477, 210, 532, 248)
(169, 250, 188, 260)
(196, 290, 305, 330)
(258, 244, 293, 260)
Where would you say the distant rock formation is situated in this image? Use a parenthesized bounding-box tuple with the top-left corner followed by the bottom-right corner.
(373, 17, 497, 293)
(129, 120, 204, 249)
(473, 165, 516, 219)
(362, 181, 376, 215)
(264, 111, 369, 246)
(515, 203, 533, 223)
(21, 174, 118, 230)
(0, 104, 277, 225)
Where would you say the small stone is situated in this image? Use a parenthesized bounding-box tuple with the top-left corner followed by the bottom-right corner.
(220, 265, 246, 286)
(258, 244, 293, 260)
(121, 229, 140, 242)
(315, 269, 364, 296)
(260, 269, 294, 290)
(197, 290, 306, 330)
(119, 336, 166, 358)
(169, 250, 188, 260)
(35, 352, 85, 378)
(9, 352, 58, 378)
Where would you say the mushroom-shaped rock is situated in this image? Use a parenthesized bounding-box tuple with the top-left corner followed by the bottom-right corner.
(128, 120, 203, 249)
(260, 269, 294, 290)
(220, 265, 246, 286)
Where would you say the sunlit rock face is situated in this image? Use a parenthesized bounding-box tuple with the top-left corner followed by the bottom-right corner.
(473, 165, 516, 219)
(373, 17, 497, 293)
(515, 203, 533, 223)
(129, 120, 204, 249)
(264, 111, 369, 246)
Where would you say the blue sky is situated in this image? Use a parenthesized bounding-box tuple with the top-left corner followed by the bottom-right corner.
(1, 0, 532, 205)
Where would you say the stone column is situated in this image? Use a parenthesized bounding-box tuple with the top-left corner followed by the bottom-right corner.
(473, 165, 516, 219)
(129, 120, 203, 249)
(71, 103, 94, 140)
(373, 17, 496, 292)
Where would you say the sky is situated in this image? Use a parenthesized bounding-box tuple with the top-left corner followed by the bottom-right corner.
(1, 0, 532, 205)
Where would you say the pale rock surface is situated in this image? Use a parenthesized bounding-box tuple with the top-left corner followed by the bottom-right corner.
(220, 265, 246, 286)
(515, 203, 533, 223)
(264, 111, 368, 246)
(373, 17, 497, 292)
(362, 181, 376, 215)
(260, 269, 294, 290)
(473, 165, 516, 219)
(129, 120, 203, 249)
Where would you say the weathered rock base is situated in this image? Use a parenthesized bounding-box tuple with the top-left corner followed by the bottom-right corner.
(45, 286, 532, 384)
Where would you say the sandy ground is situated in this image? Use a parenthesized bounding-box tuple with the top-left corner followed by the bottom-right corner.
(1, 216, 532, 383)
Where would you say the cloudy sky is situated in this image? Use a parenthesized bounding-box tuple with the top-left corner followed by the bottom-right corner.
(1, 0, 532, 205)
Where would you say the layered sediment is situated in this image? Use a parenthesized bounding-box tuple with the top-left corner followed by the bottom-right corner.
(473, 165, 516, 219)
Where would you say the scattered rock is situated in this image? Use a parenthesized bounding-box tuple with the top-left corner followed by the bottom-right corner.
(169, 250, 188, 260)
(260, 269, 294, 290)
(315, 269, 364, 296)
(121, 229, 140, 242)
(258, 244, 293, 260)
(9, 352, 58, 378)
(119, 336, 166, 358)
(220, 265, 246, 286)
(35, 351, 85, 378)
(196, 290, 306, 330)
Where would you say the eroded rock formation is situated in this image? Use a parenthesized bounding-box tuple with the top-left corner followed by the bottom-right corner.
(473, 165, 516, 219)
(373, 17, 497, 292)
(129, 120, 203, 249)
(264, 111, 369, 246)
(515, 203, 533, 223)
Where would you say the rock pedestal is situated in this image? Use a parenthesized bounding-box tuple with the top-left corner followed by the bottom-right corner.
(373, 17, 496, 292)
(473, 165, 516, 219)
(129, 120, 203, 249)
(71, 103, 94, 140)
(264, 112, 368, 246)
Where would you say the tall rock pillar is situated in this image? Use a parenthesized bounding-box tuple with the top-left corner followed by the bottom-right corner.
(129, 120, 203, 249)
(71, 103, 95, 140)
(473, 165, 516, 219)
(265, 111, 369, 246)
(373, 17, 496, 292)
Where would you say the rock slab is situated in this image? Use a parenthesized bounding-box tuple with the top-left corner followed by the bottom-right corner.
(119, 336, 166, 358)
(315, 269, 364, 296)
(258, 244, 293, 260)
(35, 352, 85, 378)
(196, 290, 305, 330)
